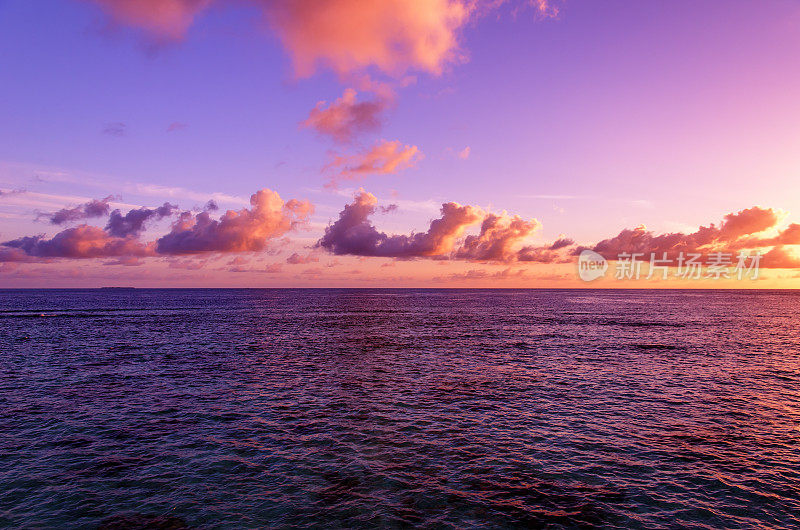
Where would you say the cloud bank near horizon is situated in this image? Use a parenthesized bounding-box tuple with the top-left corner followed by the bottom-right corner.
(4, 187, 800, 273)
(1, 188, 312, 263)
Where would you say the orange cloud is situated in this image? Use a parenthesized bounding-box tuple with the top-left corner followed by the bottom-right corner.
(156, 189, 312, 254)
(325, 140, 422, 186)
(455, 213, 542, 262)
(761, 246, 800, 269)
(589, 206, 800, 268)
(301, 88, 389, 143)
(88, 1, 560, 77)
(90, 0, 472, 77)
(263, 0, 471, 77)
(592, 207, 783, 257)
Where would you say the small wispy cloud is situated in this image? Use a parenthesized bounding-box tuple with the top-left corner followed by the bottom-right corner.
(125, 183, 249, 206)
(102, 122, 127, 137)
(521, 194, 579, 200)
(167, 122, 188, 132)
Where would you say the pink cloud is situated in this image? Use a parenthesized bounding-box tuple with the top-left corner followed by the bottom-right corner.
(325, 139, 422, 186)
(517, 237, 575, 263)
(3, 188, 313, 263)
(436, 267, 527, 281)
(263, 0, 471, 77)
(90, 0, 212, 41)
(87, 1, 560, 79)
(761, 246, 800, 269)
(455, 213, 542, 262)
(167, 121, 188, 132)
(302, 88, 389, 143)
(588, 206, 800, 268)
(168, 258, 208, 270)
(2, 225, 152, 260)
(156, 189, 312, 254)
(592, 207, 785, 257)
(228, 262, 283, 273)
(90, 1, 473, 77)
(286, 252, 319, 264)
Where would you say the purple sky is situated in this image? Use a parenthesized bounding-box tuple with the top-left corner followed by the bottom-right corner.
(2, 0, 800, 287)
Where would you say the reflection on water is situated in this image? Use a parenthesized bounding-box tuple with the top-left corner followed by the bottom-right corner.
(1, 289, 799, 527)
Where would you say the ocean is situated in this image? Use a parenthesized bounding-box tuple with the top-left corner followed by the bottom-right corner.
(1, 289, 799, 528)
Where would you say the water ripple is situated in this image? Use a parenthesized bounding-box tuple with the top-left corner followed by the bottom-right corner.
(1, 289, 799, 528)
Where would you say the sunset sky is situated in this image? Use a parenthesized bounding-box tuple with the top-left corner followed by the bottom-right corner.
(2, 0, 800, 287)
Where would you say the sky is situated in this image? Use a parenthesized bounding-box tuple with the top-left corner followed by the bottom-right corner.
(1, 0, 800, 287)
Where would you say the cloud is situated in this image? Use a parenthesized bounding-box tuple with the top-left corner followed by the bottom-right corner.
(455, 213, 542, 262)
(89, 0, 212, 42)
(458, 146, 471, 159)
(515, 237, 576, 263)
(302, 88, 389, 143)
(550, 237, 574, 250)
(263, 0, 471, 77)
(87, 1, 560, 78)
(592, 207, 781, 258)
(3, 188, 313, 263)
(105, 202, 178, 237)
(228, 263, 283, 274)
(89, 0, 473, 77)
(325, 139, 422, 186)
(104, 255, 146, 266)
(761, 246, 800, 269)
(2, 226, 151, 261)
(530, 0, 560, 18)
(227, 259, 283, 273)
(102, 122, 127, 136)
(316, 198, 800, 269)
(286, 252, 319, 264)
(167, 121, 188, 132)
(316, 191, 583, 265)
(48, 196, 116, 225)
(168, 258, 208, 270)
(318, 190, 483, 258)
(589, 206, 800, 268)
(0, 247, 36, 263)
(126, 182, 249, 206)
(437, 267, 526, 281)
(155, 189, 313, 254)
